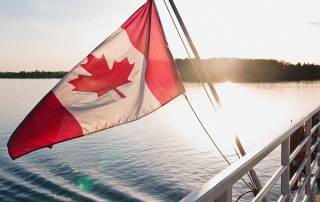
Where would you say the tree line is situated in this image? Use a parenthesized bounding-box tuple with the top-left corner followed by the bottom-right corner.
(1, 58, 320, 82)
(0, 70, 67, 78)
(176, 58, 320, 82)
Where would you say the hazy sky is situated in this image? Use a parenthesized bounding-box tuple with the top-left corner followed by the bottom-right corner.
(1, 0, 320, 72)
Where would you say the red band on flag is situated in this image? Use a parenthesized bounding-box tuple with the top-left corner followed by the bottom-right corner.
(122, 0, 185, 105)
(7, 91, 83, 160)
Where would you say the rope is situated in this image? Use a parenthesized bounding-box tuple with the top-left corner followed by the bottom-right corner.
(162, 0, 218, 115)
(162, 0, 246, 165)
(235, 190, 253, 202)
(234, 147, 257, 190)
(183, 94, 253, 191)
(163, 0, 256, 191)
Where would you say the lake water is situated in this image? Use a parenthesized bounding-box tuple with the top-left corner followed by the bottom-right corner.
(1, 79, 320, 201)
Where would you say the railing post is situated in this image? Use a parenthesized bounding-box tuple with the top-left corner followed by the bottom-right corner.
(305, 118, 312, 198)
(216, 187, 232, 202)
(281, 136, 290, 200)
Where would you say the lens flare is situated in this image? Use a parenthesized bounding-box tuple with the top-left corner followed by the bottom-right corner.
(77, 175, 94, 192)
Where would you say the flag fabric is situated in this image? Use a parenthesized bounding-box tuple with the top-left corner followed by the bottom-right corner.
(7, 0, 185, 160)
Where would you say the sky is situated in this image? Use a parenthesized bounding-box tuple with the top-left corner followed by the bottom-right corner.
(0, 0, 320, 72)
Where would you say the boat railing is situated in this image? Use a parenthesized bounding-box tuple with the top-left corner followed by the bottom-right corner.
(181, 105, 320, 202)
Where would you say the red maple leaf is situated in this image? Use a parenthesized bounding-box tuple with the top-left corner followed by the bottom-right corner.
(69, 54, 135, 98)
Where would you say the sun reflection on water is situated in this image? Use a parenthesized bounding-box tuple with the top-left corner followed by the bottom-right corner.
(182, 81, 308, 158)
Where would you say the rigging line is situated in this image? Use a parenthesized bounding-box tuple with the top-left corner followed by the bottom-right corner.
(232, 137, 249, 182)
(162, 0, 218, 115)
(163, 0, 257, 192)
(163, 0, 256, 189)
(234, 147, 257, 190)
(183, 94, 253, 191)
(235, 190, 253, 202)
(162, 0, 243, 161)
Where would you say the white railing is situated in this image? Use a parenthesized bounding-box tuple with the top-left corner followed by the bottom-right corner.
(181, 105, 320, 202)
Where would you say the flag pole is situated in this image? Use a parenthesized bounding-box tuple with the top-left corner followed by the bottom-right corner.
(167, 0, 269, 201)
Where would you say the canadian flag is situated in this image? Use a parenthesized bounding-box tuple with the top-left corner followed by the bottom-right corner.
(7, 0, 185, 160)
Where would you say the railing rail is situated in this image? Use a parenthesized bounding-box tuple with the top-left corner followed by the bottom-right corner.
(181, 105, 320, 202)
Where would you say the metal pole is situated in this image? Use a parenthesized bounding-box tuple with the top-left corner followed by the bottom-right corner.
(281, 137, 290, 201)
(167, 1, 269, 201)
(305, 118, 312, 197)
(167, 0, 247, 156)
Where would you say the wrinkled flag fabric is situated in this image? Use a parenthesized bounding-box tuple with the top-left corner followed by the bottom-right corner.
(7, 0, 185, 160)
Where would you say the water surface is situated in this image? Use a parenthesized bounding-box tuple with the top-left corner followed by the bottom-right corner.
(1, 79, 320, 201)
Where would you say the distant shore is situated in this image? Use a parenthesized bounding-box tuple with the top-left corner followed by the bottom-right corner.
(176, 58, 320, 82)
(1, 58, 320, 82)
(0, 71, 67, 79)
